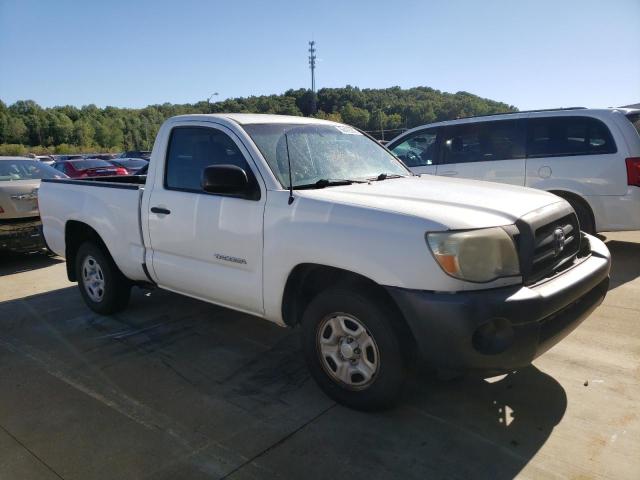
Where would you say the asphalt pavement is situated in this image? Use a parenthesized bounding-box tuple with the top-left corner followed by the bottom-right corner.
(0, 232, 638, 479)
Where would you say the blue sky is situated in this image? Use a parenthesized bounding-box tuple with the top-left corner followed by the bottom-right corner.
(1, 0, 638, 110)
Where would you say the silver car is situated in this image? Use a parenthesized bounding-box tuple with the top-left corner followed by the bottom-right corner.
(0, 157, 67, 253)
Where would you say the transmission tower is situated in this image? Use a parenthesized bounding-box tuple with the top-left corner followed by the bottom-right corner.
(308, 41, 317, 114)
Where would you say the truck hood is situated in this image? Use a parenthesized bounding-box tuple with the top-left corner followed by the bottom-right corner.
(296, 175, 564, 230)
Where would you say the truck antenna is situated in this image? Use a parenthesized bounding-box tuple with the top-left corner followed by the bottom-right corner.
(284, 133, 295, 205)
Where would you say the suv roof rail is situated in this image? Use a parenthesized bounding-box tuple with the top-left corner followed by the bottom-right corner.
(457, 107, 587, 120)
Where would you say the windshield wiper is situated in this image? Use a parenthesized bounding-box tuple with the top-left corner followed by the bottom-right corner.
(371, 173, 407, 181)
(292, 178, 367, 190)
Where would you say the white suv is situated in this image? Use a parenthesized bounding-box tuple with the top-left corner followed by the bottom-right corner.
(387, 108, 640, 233)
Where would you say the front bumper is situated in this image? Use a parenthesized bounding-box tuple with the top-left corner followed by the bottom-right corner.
(386, 233, 611, 374)
(0, 218, 46, 253)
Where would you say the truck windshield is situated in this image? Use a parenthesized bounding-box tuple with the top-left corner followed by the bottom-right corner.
(243, 123, 410, 188)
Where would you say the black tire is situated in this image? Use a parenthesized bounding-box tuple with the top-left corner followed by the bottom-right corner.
(567, 198, 595, 234)
(301, 287, 407, 411)
(75, 241, 131, 315)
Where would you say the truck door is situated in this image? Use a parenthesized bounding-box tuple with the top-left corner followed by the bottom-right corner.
(146, 124, 265, 315)
(436, 119, 527, 186)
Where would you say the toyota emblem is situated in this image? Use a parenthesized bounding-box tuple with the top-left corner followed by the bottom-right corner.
(553, 228, 566, 257)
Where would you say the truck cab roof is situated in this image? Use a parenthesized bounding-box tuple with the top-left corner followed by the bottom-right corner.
(170, 113, 340, 126)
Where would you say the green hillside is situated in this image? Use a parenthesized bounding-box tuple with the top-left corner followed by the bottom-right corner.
(0, 86, 516, 155)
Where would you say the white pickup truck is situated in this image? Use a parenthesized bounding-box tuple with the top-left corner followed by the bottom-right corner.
(40, 114, 611, 410)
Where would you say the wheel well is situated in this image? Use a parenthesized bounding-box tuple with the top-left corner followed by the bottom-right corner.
(64, 221, 108, 281)
(281, 264, 417, 354)
(549, 190, 595, 231)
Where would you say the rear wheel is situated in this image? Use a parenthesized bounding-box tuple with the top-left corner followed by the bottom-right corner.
(75, 242, 131, 314)
(301, 287, 407, 410)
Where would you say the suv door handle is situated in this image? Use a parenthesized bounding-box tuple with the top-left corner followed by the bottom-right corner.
(439, 171, 458, 176)
(150, 206, 171, 215)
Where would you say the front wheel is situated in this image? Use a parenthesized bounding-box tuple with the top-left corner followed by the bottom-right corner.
(75, 242, 131, 315)
(301, 288, 407, 410)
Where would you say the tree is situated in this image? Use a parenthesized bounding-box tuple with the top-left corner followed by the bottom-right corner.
(0, 86, 516, 149)
(340, 103, 370, 129)
(72, 119, 94, 146)
(6, 117, 28, 144)
(0, 113, 8, 144)
(49, 112, 74, 144)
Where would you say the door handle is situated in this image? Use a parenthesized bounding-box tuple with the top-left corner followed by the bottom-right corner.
(440, 171, 458, 176)
(150, 206, 171, 215)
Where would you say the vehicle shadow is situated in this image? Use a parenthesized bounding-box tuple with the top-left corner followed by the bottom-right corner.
(605, 239, 640, 289)
(0, 286, 567, 479)
(0, 251, 64, 276)
(391, 367, 567, 478)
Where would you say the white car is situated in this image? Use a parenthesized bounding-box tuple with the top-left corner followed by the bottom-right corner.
(36, 155, 55, 166)
(38, 114, 611, 410)
(387, 108, 640, 233)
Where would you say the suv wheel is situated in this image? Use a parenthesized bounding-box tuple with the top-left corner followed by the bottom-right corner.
(301, 287, 406, 410)
(75, 242, 131, 314)
(568, 199, 595, 234)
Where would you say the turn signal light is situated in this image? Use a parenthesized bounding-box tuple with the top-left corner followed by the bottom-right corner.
(0, 205, 4, 213)
(626, 157, 640, 187)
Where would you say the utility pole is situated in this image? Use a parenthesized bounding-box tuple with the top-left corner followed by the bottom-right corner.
(380, 105, 390, 141)
(308, 41, 317, 114)
(207, 92, 219, 113)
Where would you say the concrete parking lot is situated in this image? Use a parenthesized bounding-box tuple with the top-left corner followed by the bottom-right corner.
(0, 232, 639, 480)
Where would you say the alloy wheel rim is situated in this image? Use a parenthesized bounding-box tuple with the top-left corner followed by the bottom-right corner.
(316, 313, 380, 390)
(82, 255, 105, 303)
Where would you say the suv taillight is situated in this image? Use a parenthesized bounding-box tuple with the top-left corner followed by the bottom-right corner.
(626, 157, 640, 187)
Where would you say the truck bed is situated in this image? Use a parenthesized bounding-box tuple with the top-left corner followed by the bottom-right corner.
(38, 176, 149, 283)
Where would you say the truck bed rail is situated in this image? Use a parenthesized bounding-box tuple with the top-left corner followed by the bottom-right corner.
(41, 175, 146, 189)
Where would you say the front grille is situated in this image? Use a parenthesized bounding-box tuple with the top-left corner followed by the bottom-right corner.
(515, 203, 581, 285)
(530, 213, 580, 281)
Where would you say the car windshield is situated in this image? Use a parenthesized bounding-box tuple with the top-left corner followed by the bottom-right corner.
(117, 159, 147, 168)
(70, 159, 114, 170)
(0, 159, 66, 181)
(243, 123, 410, 188)
(125, 151, 151, 159)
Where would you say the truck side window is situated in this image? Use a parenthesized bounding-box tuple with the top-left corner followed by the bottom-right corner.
(390, 129, 439, 167)
(165, 126, 251, 192)
(441, 120, 526, 164)
(527, 116, 617, 157)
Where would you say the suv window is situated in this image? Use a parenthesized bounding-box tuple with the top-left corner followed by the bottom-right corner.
(390, 128, 439, 167)
(626, 113, 640, 137)
(441, 120, 526, 164)
(527, 116, 616, 157)
(165, 127, 251, 192)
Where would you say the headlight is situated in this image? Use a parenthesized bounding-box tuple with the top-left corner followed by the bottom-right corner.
(426, 227, 520, 282)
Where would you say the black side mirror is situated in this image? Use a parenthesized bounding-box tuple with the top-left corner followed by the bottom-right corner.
(201, 164, 248, 194)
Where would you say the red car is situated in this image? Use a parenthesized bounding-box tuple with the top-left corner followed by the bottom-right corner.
(52, 159, 128, 178)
